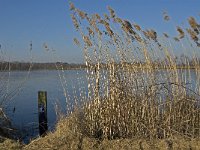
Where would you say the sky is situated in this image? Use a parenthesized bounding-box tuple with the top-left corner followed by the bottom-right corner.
(0, 0, 199, 63)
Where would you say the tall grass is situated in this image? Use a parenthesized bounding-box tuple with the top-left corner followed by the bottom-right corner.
(67, 3, 200, 140)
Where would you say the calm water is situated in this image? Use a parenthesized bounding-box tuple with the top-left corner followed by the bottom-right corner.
(0, 70, 87, 141)
(0, 69, 199, 141)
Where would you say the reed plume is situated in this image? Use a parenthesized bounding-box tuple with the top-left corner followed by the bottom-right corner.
(69, 3, 200, 140)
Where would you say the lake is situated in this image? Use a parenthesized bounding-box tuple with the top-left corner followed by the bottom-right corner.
(0, 68, 199, 142)
(1, 69, 87, 141)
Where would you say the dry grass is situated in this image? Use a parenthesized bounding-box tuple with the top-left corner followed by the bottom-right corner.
(68, 3, 200, 140)
(0, 138, 23, 150)
(23, 115, 200, 150)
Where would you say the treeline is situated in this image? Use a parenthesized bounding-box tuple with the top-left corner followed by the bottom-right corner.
(0, 62, 86, 71)
(0, 56, 199, 71)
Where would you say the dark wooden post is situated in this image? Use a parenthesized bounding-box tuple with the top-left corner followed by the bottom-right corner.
(38, 91, 48, 136)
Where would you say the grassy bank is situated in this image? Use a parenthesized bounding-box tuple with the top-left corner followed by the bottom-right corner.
(1, 115, 199, 150)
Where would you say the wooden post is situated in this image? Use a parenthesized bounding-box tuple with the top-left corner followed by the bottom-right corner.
(38, 91, 48, 136)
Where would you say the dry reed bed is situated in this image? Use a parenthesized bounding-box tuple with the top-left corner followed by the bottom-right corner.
(23, 116, 200, 149)
(68, 3, 200, 140)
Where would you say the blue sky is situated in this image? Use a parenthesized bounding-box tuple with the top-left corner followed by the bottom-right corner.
(0, 0, 199, 63)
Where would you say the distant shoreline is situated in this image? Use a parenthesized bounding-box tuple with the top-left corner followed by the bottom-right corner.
(0, 62, 86, 71)
(0, 61, 199, 71)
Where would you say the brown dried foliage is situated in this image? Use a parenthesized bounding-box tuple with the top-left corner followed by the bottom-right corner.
(187, 28, 199, 42)
(107, 6, 115, 18)
(163, 11, 170, 21)
(177, 26, 185, 39)
(163, 33, 169, 38)
(83, 35, 92, 47)
(188, 17, 200, 34)
(133, 23, 141, 31)
(122, 20, 136, 35)
(71, 14, 79, 30)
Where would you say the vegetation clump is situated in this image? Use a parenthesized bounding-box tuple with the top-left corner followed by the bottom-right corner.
(67, 3, 200, 141)
(21, 115, 200, 149)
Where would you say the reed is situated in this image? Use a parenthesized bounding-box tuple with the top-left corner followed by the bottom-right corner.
(68, 3, 200, 140)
